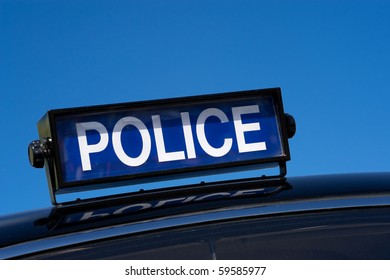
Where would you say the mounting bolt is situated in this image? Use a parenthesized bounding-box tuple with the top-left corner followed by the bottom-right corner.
(28, 140, 45, 168)
(285, 113, 296, 139)
(28, 138, 51, 168)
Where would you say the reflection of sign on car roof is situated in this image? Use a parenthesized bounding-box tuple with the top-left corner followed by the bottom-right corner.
(28, 88, 295, 204)
(59, 184, 289, 225)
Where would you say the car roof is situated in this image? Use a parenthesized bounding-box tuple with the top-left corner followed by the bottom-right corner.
(1, 172, 390, 258)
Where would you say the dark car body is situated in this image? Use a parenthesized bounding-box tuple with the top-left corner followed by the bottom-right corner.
(1, 172, 390, 259)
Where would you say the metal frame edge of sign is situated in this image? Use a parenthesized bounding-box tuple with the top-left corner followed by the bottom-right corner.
(35, 87, 292, 205)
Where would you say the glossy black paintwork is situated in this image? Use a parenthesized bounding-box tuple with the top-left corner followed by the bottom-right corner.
(26, 207, 390, 260)
(1, 172, 390, 249)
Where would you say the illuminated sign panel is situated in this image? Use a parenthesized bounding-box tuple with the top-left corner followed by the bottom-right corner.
(36, 88, 291, 198)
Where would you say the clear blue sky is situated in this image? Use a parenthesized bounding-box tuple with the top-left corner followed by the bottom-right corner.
(1, 0, 390, 215)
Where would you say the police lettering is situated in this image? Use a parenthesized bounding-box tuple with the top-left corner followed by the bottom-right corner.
(76, 105, 266, 171)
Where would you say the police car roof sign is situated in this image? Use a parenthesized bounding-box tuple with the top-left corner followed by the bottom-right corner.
(31, 88, 293, 204)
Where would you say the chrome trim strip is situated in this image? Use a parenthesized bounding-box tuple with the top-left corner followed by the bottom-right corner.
(2, 195, 390, 259)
